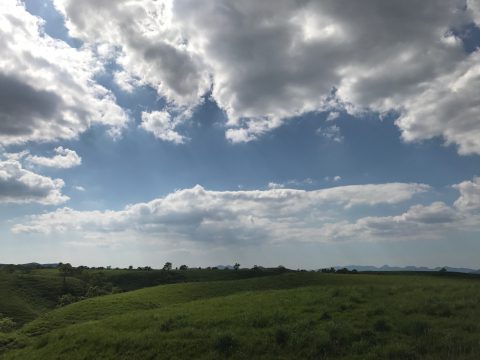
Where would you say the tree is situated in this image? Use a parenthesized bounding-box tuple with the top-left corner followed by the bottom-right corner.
(163, 262, 172, 271)
(128, 265, 133, 270)
(58, 263, 74, 287)
(233, 263, 240, 271)
(179, 265, 188, 270)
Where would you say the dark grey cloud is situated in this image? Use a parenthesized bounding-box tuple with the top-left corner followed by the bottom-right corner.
(0, 72, 62, 136)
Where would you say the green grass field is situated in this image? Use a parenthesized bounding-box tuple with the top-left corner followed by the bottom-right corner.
(1, 271, 480, 359)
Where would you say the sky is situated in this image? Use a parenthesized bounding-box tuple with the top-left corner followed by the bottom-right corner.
(1, 0, 480, 269)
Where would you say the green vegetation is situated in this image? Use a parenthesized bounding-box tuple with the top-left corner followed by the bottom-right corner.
(1, 267, 480, 359)
(0, 264, 285, 327)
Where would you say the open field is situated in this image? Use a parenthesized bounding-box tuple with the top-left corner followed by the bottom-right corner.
(1, 271, 480, 359)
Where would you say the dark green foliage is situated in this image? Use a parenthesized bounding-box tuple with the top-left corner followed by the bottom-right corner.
(0, 315, 16, 332)
(214, 333, 238, 356)
(373, 318, 391, 332)
(274, 328, 289, 347)
(57, 294, 77, 307)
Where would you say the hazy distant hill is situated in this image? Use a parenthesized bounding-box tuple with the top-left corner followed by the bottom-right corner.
(336, 265, 479, 273)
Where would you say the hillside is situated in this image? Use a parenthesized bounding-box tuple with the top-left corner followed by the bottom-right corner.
(2, 272, 480, 359)
(0, 270, 85, 326)
(0, 266, 287, 327)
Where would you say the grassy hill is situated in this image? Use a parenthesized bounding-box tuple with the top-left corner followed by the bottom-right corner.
(0, 267, 285, 327)
(2, 272, 480, 359)
(0, 270, 85, 326)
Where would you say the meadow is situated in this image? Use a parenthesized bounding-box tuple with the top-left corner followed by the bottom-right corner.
(1, 267, 480, 359)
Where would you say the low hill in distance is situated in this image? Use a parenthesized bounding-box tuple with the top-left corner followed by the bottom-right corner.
(337, 265, 479, 273)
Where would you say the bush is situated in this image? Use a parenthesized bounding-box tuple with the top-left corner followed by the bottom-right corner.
(402, 319, 431, 337)
(213, 333, 238, 356)
(373, 319, 391, 332)
(275, 328, 289, 347)
(320, 312, 332, 320)
(85, 285, 109, 298)
(0, 316, 16, 332)
(57, 294, 77, 307)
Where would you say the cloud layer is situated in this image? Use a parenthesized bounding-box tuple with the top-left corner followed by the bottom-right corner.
(51, 0, 480, 153)
(12, 182, 429, 243)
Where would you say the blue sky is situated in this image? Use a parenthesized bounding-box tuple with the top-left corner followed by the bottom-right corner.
(1, 0, 480, 269)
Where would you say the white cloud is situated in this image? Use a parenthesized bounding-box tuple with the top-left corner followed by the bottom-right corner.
(468, 0, 480, 25)
(454, 176, 480, 211)
(140, 111, 186, 144)
(267, 182, 284, 190)
(0, 159, 68, 205)
(113, 70, 141, 93)
(325, 176, 342, 183)
(52, 0, 480, 153)
(0, 2, 128, 145)
(318, 202, 463, 242)
(74, 186, 86, 192)
(326, 112, 340, 122)
(395, 52, 480, 155)
(317, 125, 344, 143)
(12, 182, 428, 244)
(27, 147, 81, 169)
(268, 179, 315, 190)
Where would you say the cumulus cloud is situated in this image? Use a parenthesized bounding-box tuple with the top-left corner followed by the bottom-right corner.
(0, 159, 68, 205)
(454, 176, 480, 211)
(53, 0, 210, 109)
(319, 202, 463, 241)
(12, 182, 428, 244)
(52, 0, 480, 153)
(0, 2, 128, 145)
(27, 147, 81, 169)
(140, 111, 186, 144)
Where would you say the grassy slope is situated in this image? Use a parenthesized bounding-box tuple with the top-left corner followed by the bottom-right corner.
(4, 272, 480, 359)
(0, 268, 282, 327)
(0, 271, 84, 325)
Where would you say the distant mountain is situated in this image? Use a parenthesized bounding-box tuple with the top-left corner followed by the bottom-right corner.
(215, 265, 234, 270)
(0, 262, 59, 268)
(335, 265, 479, 273)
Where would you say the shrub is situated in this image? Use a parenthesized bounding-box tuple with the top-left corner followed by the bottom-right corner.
(275, 328, 289, 347)
(402, 319, 431, 337)
(213, 333, 238, 356)
(320, 312, 332, 320)
(0, 316, 16, 332)
(57, 294, 77, 307)
(373, 319, 391, 332)
(251, 316, 269, 328)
